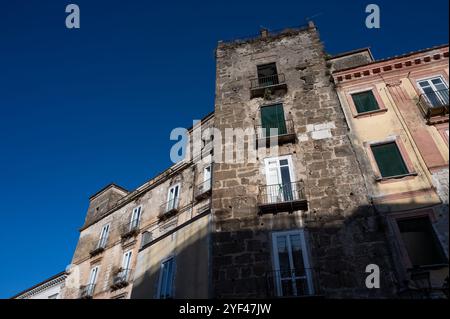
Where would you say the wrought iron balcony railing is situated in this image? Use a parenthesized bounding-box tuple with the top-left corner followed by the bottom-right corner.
(79, 284, 96, 299)
(111, 268, 133, 290)
(255, 119, 296, 146)
(257, 181, 307, 214)
(417, 89, 449, 121)
(120, 218, 140, 239)
(159, 197, 180, 219)
(89, 236, 108, 256)
(195, 179, 212, 200)
(266, 268, 320, 298)
(250, 74, 287, 98)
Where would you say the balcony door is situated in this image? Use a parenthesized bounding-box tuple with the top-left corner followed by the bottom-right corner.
(121, 251, 132, 279)
(87, 266, 99, 295)
(272, 230, 313, 297)
(418, 77, 449, 107)
(166, 184, 180, 211)
(203, 165, 212, 191)
(264, 156, 295, 203)
(158, 257, 175, 299)
(98, 224, 110, 248)
(130, 206, 142, 229)
(257, 63, 279, 87)
(261, 104, 287, 137)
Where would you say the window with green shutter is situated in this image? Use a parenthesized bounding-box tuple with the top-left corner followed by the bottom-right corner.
(351, 90, 380, 113)
(371, 142, 409, 178)
(261, 104, 287, 137)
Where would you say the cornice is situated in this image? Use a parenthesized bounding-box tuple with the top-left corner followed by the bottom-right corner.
(333, 46, 449, 85)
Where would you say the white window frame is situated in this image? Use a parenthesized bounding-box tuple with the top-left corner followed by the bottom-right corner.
(166, 184, 181, 211)
(88, 266, 99, 285)
(203, 165, 212, 191)
(271, 229, 314, 297)
(157, 256, 175, 299)
(98, 224, 110, 248)
(130, 206, 142, 230)
(417, 76, 449, 105)
(264, 155, 296, 203)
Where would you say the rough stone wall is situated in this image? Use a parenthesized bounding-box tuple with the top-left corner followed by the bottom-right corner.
(328, 50, 373, 73)
(211, 26, 396, 298)
(432, 168, 449, 255)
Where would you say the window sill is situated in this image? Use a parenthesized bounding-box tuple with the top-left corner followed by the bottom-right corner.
(375, 172, 418, 183)
(354, 108, 388, 118)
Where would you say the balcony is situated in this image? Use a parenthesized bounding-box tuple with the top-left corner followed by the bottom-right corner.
(255, 119, 296, 147)
(79, 284, 95, 299)
(195, 179, 212, 200)
(257, 181, 307, 215)
(110, 268, 132, 290)
(159, 198, 180, 220)
(417, 89, 449, 123)
(265, 268, 321, 298)
(120, 219, 140, 240)
(250, 73, 287, 99)
(89, 237, 107, 257)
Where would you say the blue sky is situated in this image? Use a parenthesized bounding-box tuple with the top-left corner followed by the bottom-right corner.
(0, 0, 448, 298)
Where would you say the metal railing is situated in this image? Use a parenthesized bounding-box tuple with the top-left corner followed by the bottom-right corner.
(111, 268, 132, 288)
(195, 179, 212, 199)
(255, 119, 295, 139)
(250, 73, 286, 90)
(417, 89, 449, 119)
(258, 181, 306, 205)
(79, 284, 96, 299)
(120, 218, 140, 238)
(266, 268, 320, 298)
(90, 236, 108, 256)
(160, 197, 180, 217)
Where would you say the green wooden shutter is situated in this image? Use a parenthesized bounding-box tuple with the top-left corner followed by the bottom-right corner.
(261, 104, 287, 137)
(371, 142, 409, 177)
(352, 91, 380, 113)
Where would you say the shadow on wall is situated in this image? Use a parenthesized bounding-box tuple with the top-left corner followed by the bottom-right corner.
(130, 202, 449, 299)
(130, 213, 211, 299)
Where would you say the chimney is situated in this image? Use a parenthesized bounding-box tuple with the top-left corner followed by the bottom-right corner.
(260, 28, 269, 39)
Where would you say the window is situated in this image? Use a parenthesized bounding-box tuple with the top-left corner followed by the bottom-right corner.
(272, 230, 313, 297)
(203, 165, 212, 191)
(261, 104, 287, 137)
(130, 206, 142, 230)
(87, 266, 99, 295)
(397, 217, 447, 267)
(264, 156, 296, 203)
(98, 224, 110, 248)
(257, 63, 279, 87)
(371, 142, 409, 178)
(166, 184, 180, 211)
(122, 251, 132, 270)
(119, 251, 132, 281)
(418, 77, 449, 107)
(158, 257, 175, 299)
(351, 90, 380, 114)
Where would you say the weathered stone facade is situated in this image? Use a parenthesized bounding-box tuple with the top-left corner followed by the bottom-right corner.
(17, 23, 448, 300)
(211, 23, 396, 298)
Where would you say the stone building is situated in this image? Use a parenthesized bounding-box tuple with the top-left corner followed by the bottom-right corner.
(18, 22, 445, 300)
(210, 22, 397, 298)
(62, 114, 214, 299)
(331, 45, 449, 297)
(12, 272, 66, 299)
